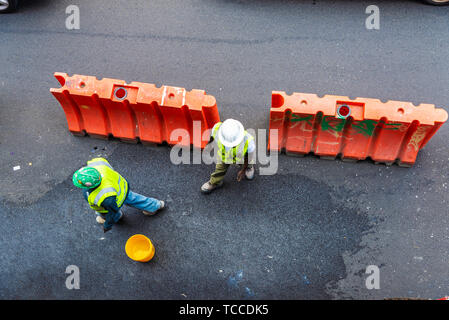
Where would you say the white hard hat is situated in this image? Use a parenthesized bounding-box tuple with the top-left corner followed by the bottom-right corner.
(218, 119, 245, 148)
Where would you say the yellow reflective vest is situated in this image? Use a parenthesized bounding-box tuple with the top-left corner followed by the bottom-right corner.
(212, 122, 254, 164)
(86, 158, 129, 213)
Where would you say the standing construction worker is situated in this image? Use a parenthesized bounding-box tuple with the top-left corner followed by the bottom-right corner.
(72, 157, 165, 232)
(201, 119, 256, 193)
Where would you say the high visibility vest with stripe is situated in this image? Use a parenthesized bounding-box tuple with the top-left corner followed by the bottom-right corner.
(86, 158, 129, 213)
(212, 122, 254, 164)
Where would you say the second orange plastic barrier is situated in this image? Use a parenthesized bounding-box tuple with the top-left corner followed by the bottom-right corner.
(50, 73, 220, 148)
(268, 91, 448, 166)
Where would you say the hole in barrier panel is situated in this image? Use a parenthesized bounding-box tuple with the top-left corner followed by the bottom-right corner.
(55, 75, 66, 87)
(168, 93, 175, 99)
(337, 105, 351, 118)
(272, 94, 284, 108)
(79, 81, 86, 88)
(114, 87, 128, 100)
(397, 108, 404, 114)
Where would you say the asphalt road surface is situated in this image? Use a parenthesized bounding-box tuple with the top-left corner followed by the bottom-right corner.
(0, 0, 448, 299)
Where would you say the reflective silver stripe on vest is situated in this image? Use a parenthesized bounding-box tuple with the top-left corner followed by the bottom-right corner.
(93, 187, 117, 206)
(230, 135, 247, 161)
(117, 177, 122, 198)
(88, 161, 114, 170)
(117, 177, 127, 207)
(236, 146, 243, 160)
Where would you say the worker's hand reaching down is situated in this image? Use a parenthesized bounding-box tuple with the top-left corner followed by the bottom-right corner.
(237, 169, 245, 182)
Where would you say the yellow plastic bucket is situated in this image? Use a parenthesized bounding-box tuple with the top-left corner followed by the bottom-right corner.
(125, 234, 155, 262)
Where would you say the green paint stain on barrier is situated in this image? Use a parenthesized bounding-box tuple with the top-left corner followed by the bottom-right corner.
(351, 120, 378, 137)
(351, 120, 402, 137)
(285, 111, 313, 125)
(321, 116, 346, 133)
(285, 111, 401, 137)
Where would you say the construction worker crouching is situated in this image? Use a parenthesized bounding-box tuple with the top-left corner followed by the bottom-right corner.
(201, 119, 256, 194)
(72, 157, 165, 232)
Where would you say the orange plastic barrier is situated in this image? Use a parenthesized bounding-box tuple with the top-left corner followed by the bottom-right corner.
(50, 73, 220, 148)
(268, 92, 448, 166)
